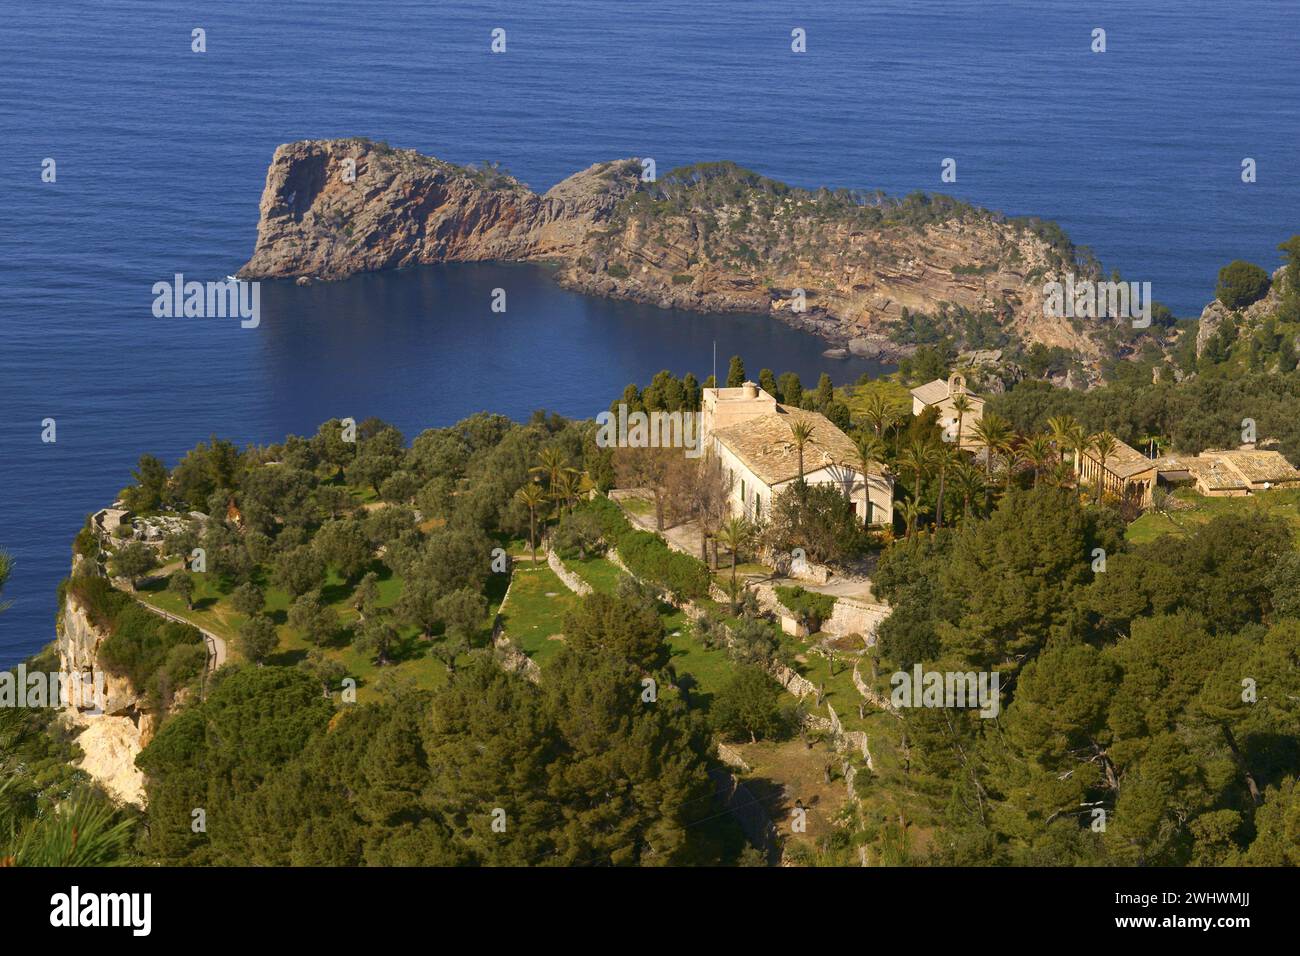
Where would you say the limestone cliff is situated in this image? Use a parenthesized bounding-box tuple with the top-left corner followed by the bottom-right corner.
(240, 139, 1137, 374)
(56, 590, 153, 807)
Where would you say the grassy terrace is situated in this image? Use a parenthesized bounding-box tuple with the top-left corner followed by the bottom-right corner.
(497, 559, 579, 667)
(566, 555, 628, 595)
(512, 551, 738, 707)
(1127, 486, 1300, 544)
(662, 608, 734, 706)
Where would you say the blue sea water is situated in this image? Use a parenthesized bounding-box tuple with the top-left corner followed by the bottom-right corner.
(1, 1, 1297, 665)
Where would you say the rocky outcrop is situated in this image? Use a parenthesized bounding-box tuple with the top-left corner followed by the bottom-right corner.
(241, 140, 1137, 371)
(57, 592, 154, 808)
(1196, 265, 1291, 358)
(240, 139, 640, 280)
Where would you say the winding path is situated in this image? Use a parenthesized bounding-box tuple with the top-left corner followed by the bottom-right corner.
(136, 600, 228, 672)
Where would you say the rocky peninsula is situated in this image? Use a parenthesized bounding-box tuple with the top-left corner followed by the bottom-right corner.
(239, 138, 1133, 368)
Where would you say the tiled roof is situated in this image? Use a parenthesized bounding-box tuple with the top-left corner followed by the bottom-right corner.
(1083, 437, 1155, 479)
(1156, 449, 1300, 489)
(713, 405, 872, 486)
(1212, 449, 1300, 484)
(909, 379, 950, 405)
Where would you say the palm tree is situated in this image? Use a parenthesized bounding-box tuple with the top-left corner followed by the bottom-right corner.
(949, 393, 973, 449)
(893, 498, 927, 540)
(854, 432, 886, 526)
(1046, 414, 1083, 462)
(861, 392, 899, 439)
(950, 460, 985, 524)
(898, 438, 937, 503)
(1001, 442, 1024, 494)
(716, 516, 752, 612)
(530, 447, 568, 491)
(550, 468, 581, 514)
(1048, 414, 1088, 487)
(1089, 432, 1119, 503)
(1021, 435, 1056, 488)
(514, 482, 547, 563)
(895, 438, 937, 531)
(933, 443, 956, 528)
(971, 413, 1012, 484)
(789, 420, 816, 490)
(1045, 459, 1075, 489)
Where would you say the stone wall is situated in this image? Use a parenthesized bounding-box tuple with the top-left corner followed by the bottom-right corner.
(492, 633, 542, 684)
(716, 742, 751, 773)
(769, 661, 818, 700)
(764, 548, 833, 585)
(825, 597, 891, 640)
(547, 549, 593, 596)
(853, 662, 901, 716)
(490, 567, 542, 684)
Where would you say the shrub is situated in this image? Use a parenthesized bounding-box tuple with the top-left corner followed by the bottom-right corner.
(774, 585, 837, 632)
(1216, 260, 1271, 310)
(607, 262, 630, 279)
(572, 496, 709, 601)
(73, 520, 99, 558)
(616, 530, 710, 601)
(66, 575, 131, 633)
(576, 495, 634, 544)
(99, 604, 204, 692)
(712, 666, 788, 743)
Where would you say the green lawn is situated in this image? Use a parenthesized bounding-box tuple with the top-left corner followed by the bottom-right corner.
(1127, 487, 1300, 544)
(662, 609, 736, 708)
(565, 554, 628, 595)
(498, 562, 580, 666)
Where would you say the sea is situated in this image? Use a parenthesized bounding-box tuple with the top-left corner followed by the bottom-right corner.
(2, 0, 1297, 665)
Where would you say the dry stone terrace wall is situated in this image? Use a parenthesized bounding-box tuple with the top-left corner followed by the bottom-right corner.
(605, 518, 894, 834)
(489, 557, 542, 684)
(853, 662, 901, 717)
(547, 548, 593, 596)
(826, 597, 890, 641)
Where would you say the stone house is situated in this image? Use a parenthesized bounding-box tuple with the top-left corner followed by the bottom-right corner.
(1154, 448, 1300, 497)
(701, 382, 893, 525)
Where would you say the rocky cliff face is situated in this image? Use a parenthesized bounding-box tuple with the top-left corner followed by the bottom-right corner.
(240, 139, 641, 279)
(241, 140, 1132, 371)
(57, 592, 153, 807)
